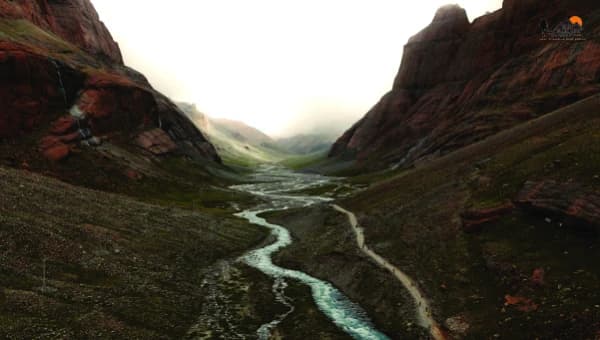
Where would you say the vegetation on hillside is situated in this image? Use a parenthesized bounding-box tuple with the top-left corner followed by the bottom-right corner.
(269, 96, 600, 339)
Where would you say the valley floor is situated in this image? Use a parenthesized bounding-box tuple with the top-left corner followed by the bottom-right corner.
(1, 95, 599, 339)
(0, 166, 354, 339)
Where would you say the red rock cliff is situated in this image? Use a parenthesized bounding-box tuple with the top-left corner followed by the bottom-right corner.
(0, 0, 122, 63)
(0, 0, 220, 168)
(330, 0, 600, 168)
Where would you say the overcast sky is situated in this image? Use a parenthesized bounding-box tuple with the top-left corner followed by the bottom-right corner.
(91, 0, 503, 137)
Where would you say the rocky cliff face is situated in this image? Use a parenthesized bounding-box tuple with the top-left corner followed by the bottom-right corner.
(0, 0, 220, 174)
(330, 0, 600, 168)
(0, 0, 122, 63)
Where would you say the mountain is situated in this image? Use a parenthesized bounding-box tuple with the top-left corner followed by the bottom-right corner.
(177, 103, 289, 166)
(3, 1, 599, 338)
(275, 134, 335, 155)
(330, 0, 600, 170)
(211, 118, 276, 149)
(0, 3, 277, 337)
(0, 0, 220, 189)
(264, 1, 600, 338)
(177, 103, 336, 165)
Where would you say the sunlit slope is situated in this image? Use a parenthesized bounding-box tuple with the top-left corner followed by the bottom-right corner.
(208, 118, 291, 166)
(275, 134, 335, 155)
(177, 103, 292, 166)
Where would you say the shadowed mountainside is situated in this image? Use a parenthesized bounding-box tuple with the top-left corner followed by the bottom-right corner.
(330, 0, 600, 170)
(274, 93, 600, 338)
(0, 3, 291, 337)
(0, 0, 220, 190)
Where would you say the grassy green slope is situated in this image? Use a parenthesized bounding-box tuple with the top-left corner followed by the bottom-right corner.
(0, 166, 269, 338)
(340, 94, 600, 338)
(278, 150, 328, 170)
(267, 94, 600, 339)
(207, 123, 290, 167)
(177, 105, 293, 167)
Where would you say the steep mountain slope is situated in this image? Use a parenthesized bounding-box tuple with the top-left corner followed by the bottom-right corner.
(0, 0, 220, 188)
(178, 103, 289, 166)
(0, 4, 282, 337)
(330, 0, 600, 169)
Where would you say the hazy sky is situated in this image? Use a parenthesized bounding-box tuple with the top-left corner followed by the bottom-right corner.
(91, 1, 503, 137)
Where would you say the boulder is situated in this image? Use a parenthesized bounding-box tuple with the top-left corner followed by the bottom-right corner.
(50, 116, 77, 135)
(504, 294, 538, 312)
(531, 268, 545, 286)
(42, 143, 70, 161)
(461, 202, 515, 232)
(125, 169, 143, 181)
(445, 315, 470, 335)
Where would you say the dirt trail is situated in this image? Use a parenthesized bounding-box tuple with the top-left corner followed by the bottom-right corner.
(333, 204, 446, 340)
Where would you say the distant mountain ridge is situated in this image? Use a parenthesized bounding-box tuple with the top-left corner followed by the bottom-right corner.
(211, 118, 276, 148)
(276, 134, 335, 155)
(177, 103, 290, 165)
(178, 102, 337, 164)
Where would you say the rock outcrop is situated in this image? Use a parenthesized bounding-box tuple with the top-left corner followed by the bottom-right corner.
(0, 0, 220, 166)
(330, 0, 600, 168)
(460, 202, 515, 233)
(516, 180, 600, 232)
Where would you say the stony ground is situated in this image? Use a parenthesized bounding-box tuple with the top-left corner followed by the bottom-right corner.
(0, 164, 370, 339)
(0, 166, 270, 338)
(183, 258, 347, 340)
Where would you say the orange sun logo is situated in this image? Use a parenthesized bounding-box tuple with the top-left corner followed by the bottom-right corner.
(569, 16, 583, 27)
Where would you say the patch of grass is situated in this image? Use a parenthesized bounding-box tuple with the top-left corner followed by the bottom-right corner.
(279, 151, 327, 170)
(206, 127, 292, 168)
(470, 119, 600, 208)
(0, 19, 77, 53)
(0, 19, 103, 72)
